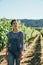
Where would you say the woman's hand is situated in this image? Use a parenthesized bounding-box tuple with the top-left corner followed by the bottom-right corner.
(5, 48, 8, 61)
(5, 53, 8, 61)
(19, 52, 23, 60)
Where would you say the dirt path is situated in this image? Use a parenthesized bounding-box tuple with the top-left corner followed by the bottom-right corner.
(40, 35, 43, 65)
(21, 35, 40, 65)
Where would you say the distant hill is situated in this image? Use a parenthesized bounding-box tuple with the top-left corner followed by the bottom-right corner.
(0, 18, 43, 27)
(20, 19, 43, 27)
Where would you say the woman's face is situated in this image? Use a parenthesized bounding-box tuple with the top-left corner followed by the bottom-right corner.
(12, 21, 18, 29)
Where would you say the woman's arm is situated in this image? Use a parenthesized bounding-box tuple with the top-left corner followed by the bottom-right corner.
(19, 32, 24, 60)
(5, 33, 9, 60)
(20, 32, 24, 52)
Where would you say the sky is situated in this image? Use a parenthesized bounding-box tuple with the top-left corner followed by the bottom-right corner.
(0, 0, 43, 19)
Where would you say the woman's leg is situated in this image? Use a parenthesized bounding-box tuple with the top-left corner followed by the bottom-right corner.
(16, 58, 20, 65)
(8, 52, 14, 65)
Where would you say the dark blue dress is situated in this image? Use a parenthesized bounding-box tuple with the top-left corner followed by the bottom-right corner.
(7, 31, 24, 58)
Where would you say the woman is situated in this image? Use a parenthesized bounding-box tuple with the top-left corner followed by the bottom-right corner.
(6, 19, 24, 65)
